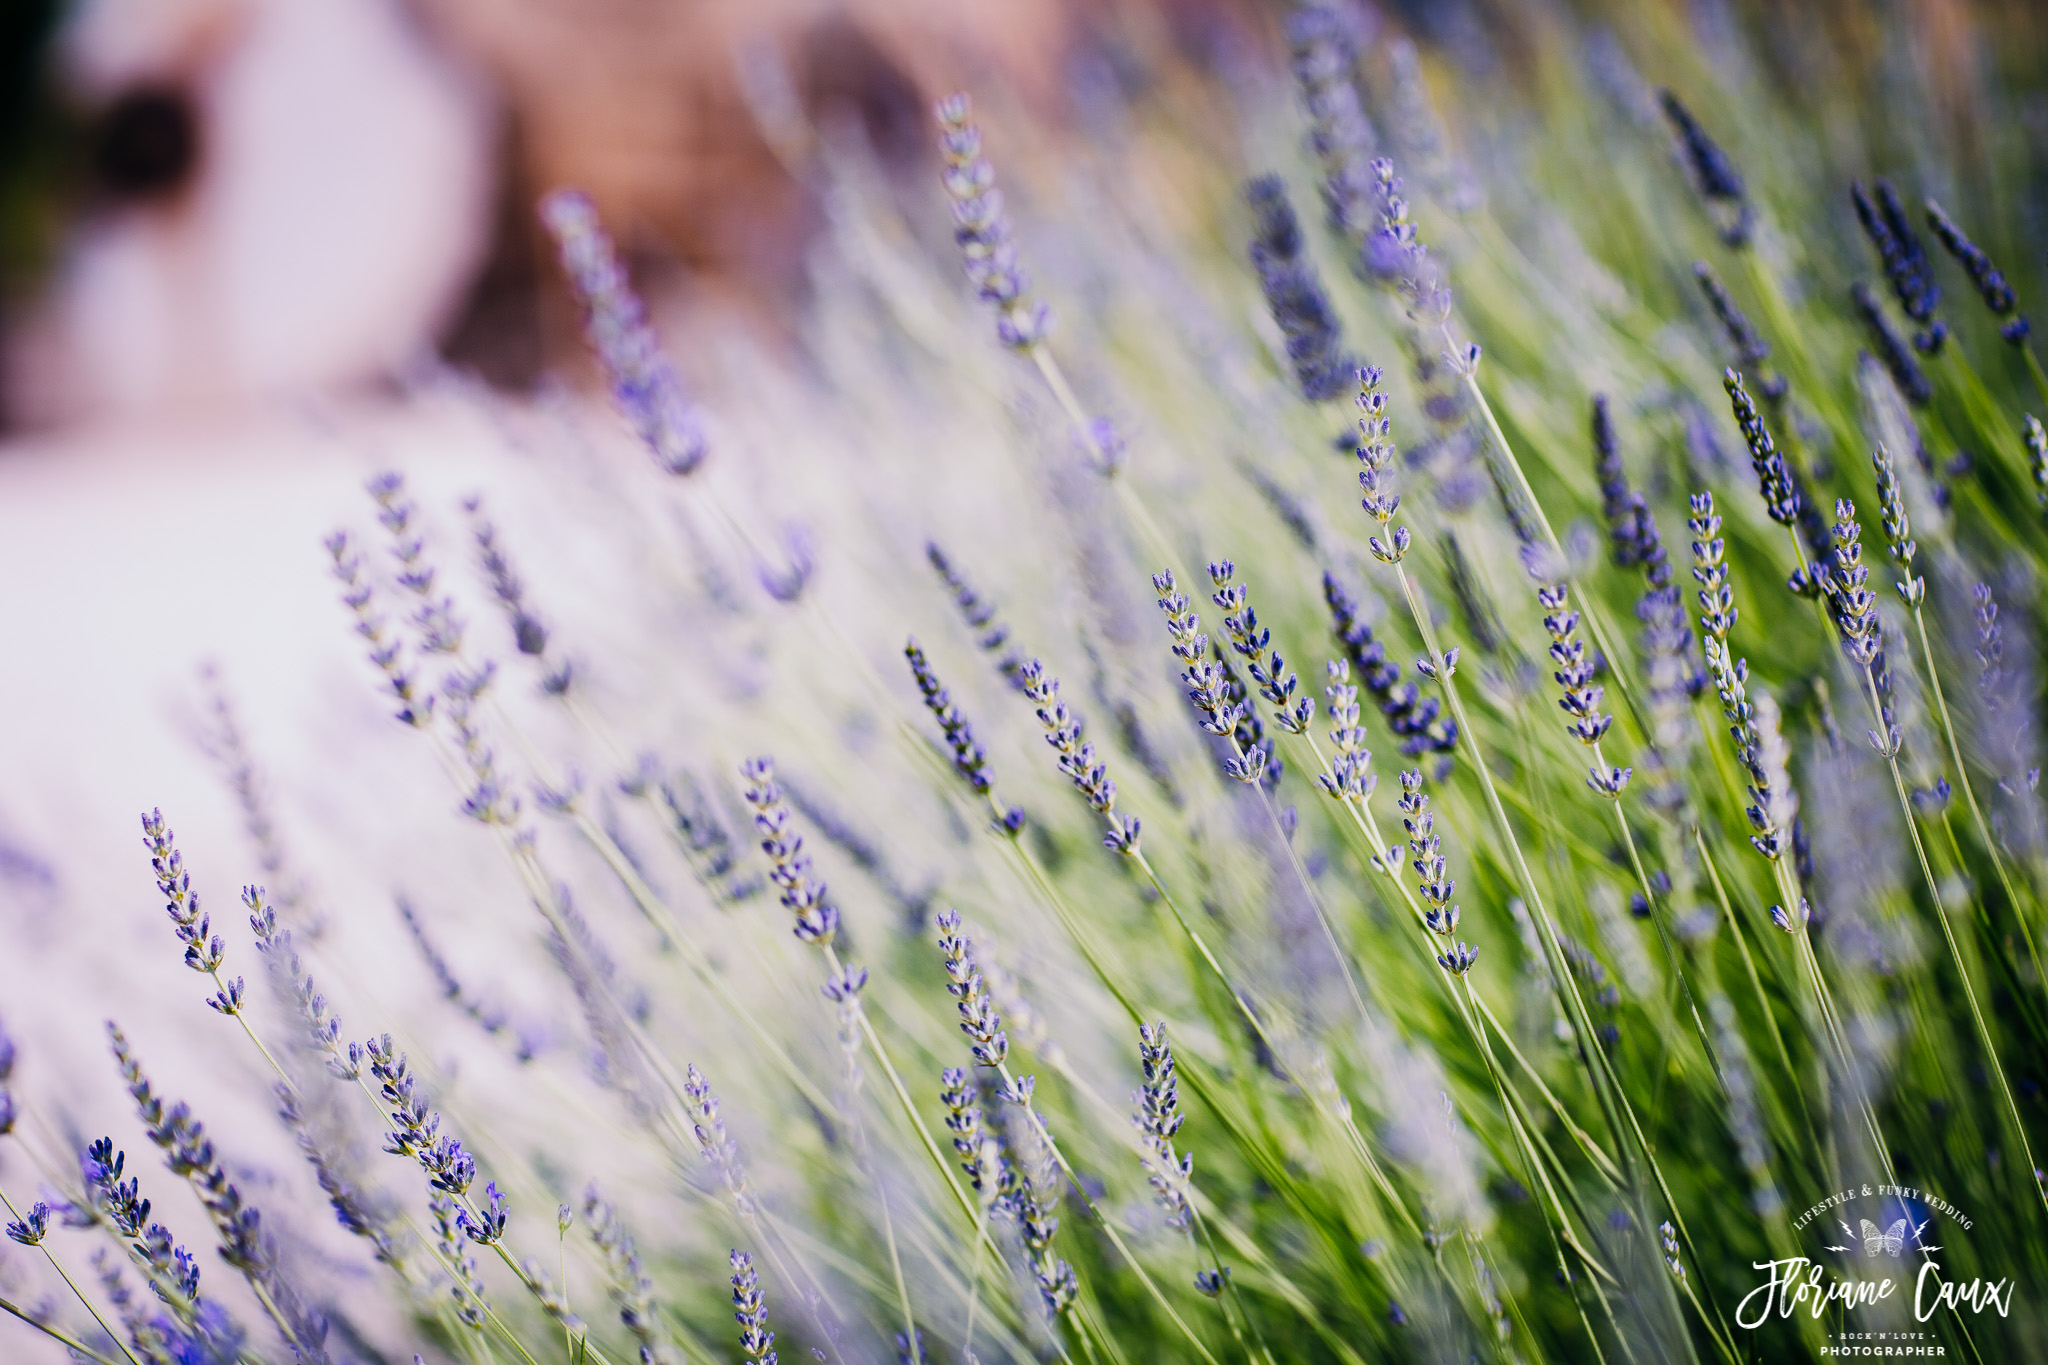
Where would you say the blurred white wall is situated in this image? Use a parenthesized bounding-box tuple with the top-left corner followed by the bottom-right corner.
(4, 0, 496, 423)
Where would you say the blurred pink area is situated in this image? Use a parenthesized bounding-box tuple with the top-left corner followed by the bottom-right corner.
(5, 0, 495, 423)
(0, 0, 1168, 427)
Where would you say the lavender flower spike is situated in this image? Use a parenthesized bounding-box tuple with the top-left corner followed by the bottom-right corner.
(1318, 660, 1376, 804)
(1154, 570, 1262, 785)
(1246, 175, 1352, 402)
(935, 910, 1008, 1068)
(1822, 501, 1883, 669)
(1658, 90, 1751, 247)
(1851, 283, 1932, 406)
(730, 1250, 777, 1365)
(538, 188, 708, 476)
(905, 638, 1023, 832)
(934, 93, 1050, 351)
(1368, 159, 1460, 356)
(1592, 396, 1643, 569)
(1722, 370, 1802, 531)
(1209, 560, 1315, 737)
(1133, 1023, 1193, 1236)
(1539, 584, 1631, 797)
(246, 888, 346, 1063)
(359, 1034, 506, 1252)
(1693, 263, 1785, 405)
(1354, 366, 1412, 563)
(1870, 444, 1926, 606)
(1400, 769, 1478, 976)
(738, 757, 840, 947)
(1016, 659, 1141, 854)
(110, 1025, 332, 1361)
(584, 1186, 672, 1365)
(1925, 197, 2029, 344)
(1851, 179, 1944, 353)
(140, 810, 249, 1019)
(684, 1063, 756, 1217)
(1285, 5, 1378, 253)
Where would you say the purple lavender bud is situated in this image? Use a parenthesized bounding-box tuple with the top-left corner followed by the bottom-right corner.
(1658, 90, 1751, 247)
(4, 1202, 49, 1245)
(935, 910, 1008, 1067)
(821, 965, 868, 1001)
(1851, 283, 1932, 406)
(1436, 941, 1479, 976)
(1246, 175, 1352, 402)
(538, 188, 708, 476)
(739, 757, 841, 947)
(1322, 573, 1457, 761)
(457, 1182, 507, 1245)
(905, 638, 996, 797)
(1016, 659, 1134, 849)
(1851, 179, 1943, 351)
(1692, 263, 1784, 404)
(1133, 1023, 1192, 1234)
(934, 93, 1050, 351)
(584, 1186, 672, 1361)
(925, 543, 1031, 693)
(1925, 198, 2026, 343)
(1286, 5, 1378, 254)
(730, 1249, 778, 1365)
(1538, 584, 1621, 778)
(1722, 370, 1802, 528)
(1822, 500, 1882, 667)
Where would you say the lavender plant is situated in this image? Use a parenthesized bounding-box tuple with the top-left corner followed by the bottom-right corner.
(17, 6, 2048, 1364)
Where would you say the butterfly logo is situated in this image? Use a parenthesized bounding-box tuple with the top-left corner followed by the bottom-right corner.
(1830, 1216, 1937, 1257)
(1861, 1218, 1907, 1257)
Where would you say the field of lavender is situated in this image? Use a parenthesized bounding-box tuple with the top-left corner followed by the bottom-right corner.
(5, 2, 2048, 1362)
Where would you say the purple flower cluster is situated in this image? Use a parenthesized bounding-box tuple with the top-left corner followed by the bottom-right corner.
(1321, 573, 1457, 763)
(1851, 179, 1944, 353)
(934, 93, 1049, 351)
(1246, 175, 1352, 401)
(1926, 197, 2029, 344)
(538, 188, 709, 475)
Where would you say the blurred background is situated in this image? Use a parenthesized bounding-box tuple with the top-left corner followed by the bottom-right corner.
(0, 0, 1241, 422)
(2, 0, 2046, 422)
